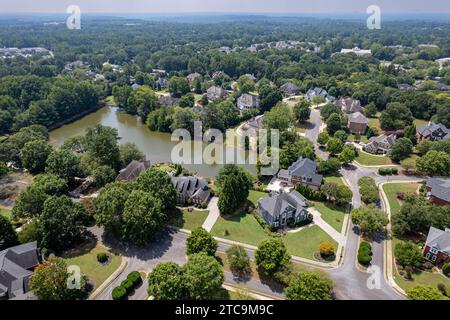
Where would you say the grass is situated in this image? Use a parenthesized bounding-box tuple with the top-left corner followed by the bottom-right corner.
(284, 226, 338, 260)
(368, 117, 381, 131)
(0, 207, 11, 219)
(62, 243, 122, 290)
(248, 190, 267, 206)
(211, 211, 269, 246)
(323, 176, 345, 187)
(169, 209, 210, 231)
(348, 134, 369, 144)
(414, 118, 429, 128)
(355, 150, 393, 166)
(313, 202, 346, 232)
(382, 182, 419, 215)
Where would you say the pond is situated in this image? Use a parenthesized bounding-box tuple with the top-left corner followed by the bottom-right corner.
(49, 106, 257, 179)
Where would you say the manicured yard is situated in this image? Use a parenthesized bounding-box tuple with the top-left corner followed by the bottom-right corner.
(169, 209, 209, 231)
(382, 182, 419, 215)
(211, 212, 269, 246)
(414, 118, 429, 128)
(283, 226, 338, 260)
(355, 150, 393, 166)
(62, 243, 122, 290)
(348, 134, 369, 143)
(0, 207, 11, 219)
(323, 176, 345, 187)
(248, 190, 267, 206)
(313, 202, 346, 232)
(368, 117, 381, 131)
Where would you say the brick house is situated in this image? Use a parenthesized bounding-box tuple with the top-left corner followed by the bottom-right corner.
(207, 85, 228, 101)
(423, 227, 450, 265)
(348, 112, 369, 134)
(416, 122, 450, 142)
(426, 178, 450, 206)
(277, 157, 323, 190)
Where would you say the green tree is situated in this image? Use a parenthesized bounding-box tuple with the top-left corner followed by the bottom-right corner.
(30, 256, 85, 300)
(339, 145, 358, 164)
(320, 103, 341, 120)
(380, 102, 413, 130)
(179, 93, 195, 108)
(263, 103, 294, 132)
(20, 139, 53, 174)
(395, 241, 424, 269)
(226, 245, 250, 274)
(326, 113, 342, 135)
(317, 131, 330, 146)
(127, 86, 158, 119)
(0, 215, 18, 250)
(135, 168, 178, 212)
(326, 137, 344, 155)
(388, 137, 413, 162)
(293, 100, 311, 123)
(334, 130, 348, 143)
(147, 262, 185, 300)
(285, 272, 333, 300)
(363, 102, 377, 118)
(33, 173, 68, 196)
(186, 227, 218, 256)
(168, 76, 190, 98)
(401, 158, 416, 173)
(416, 150, 450, 176)
(12, 185, 49, 219)
(351, 204, 389, 236)
(407, 285, 448, 300)
(358, 177, 379, 204)
(255, 238, 290, 276)
(216, 164, 252, 214)
(85, 125, 121, 171)
(37, 195, 87, 252)
(92, 165, 116, 188)
(46, 149, 81, 182)
(122, 190, 164, 245)
(183, 252, 224, 300)
(416, 139, 433, 156)
(119, 142, 144, 168)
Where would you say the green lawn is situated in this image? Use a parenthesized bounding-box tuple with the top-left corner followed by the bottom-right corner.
(313, 202, 346, 232)
(248, 190, 267, 206)
(284, 226, 338, 260)
(323, 176, 345, 187)
(382, 183, 419, 215)
(356, 150, 393, 166)
(169, 209, 210, 231)
(414, 118, 429, 128)
(0, 207, 11, 219)
(348, 134, 369, 143)
(62, 243, 122, 290)
(211, 212, 269, 246)
(368, 117, 381, 131)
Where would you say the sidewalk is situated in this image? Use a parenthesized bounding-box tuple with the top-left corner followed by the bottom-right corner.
(202, 197, 220, 231)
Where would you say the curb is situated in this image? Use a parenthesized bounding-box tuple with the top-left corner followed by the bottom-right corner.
(88, 257, 129, 300)
(222, 283, 282, 300)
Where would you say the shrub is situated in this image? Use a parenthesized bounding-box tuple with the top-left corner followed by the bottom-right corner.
(378, 167, 391, 175)
(120, 279, 134, 293)
(112, 286, 127, 300)
(443, 264, 450, 276)
(319, 242, 335, 257)
(358, 241, 372, 266)
(127, 271, 142, 286)
(295, 184, 326, 201)
(391, 168, 398, 175)
(97, 252, 108, 263)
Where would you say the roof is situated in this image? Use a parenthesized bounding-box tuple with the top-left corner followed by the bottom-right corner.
(280, 82, 300, 94)
(336, 97, 363, 113)
(426, 178, 450, 202)
(305, 87, 335, 101)
(287, 157, 323, 187)
(241, 115, 264, 136)
(158, 95, 180, 107)
(258, 190, 307, 217)
(425, 227, 450, 255)
(171, 176, 210, 202)
(348, 112, 369, 124)
(237, 93, 260, 109)
(367, 134, 396, 148)
(417, 122, 450, 140)
(116, 159, 150, 182)
(207, 86, 228, 98)
(186, 73, 201, 82)
(0, 242, 40, 299)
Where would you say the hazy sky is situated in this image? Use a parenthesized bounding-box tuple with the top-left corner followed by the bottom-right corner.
(0, 0, 449, 14)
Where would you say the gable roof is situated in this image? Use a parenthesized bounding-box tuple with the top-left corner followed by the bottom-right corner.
(336, 97, 363, 113)
(280, 82, 300, 94)
(171, 176, 210, 202)
(237, 93, 260, 109)
(348, 112, 369, 124)
(417, 122, 450, 140)
(258, 190, 307, 217)
(158, 95, 180, 107)
(0, 242, 40, 299)
(426, 178, 450, 202)
(116, 159, 150, 182)
(425, 227, 450, 255)
(367, 134, 396, 148)
(288, 157, 323, 187)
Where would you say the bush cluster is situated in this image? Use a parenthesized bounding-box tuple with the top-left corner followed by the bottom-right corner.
(443, 264, 450, 276)
(96, 252, 108, 263)
(295, 184, 326, 201)
(111, 271, 142, 300)
(378, 167, 398, 176)
(357, 241, 373, 266)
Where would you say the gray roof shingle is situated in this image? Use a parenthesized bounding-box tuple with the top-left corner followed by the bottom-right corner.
(426, 178, 450, 202)
(425, 227, 450, 255)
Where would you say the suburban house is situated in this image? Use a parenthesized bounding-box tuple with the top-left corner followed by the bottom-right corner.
(155, 77, 168, 89)
(238, 115, 264, 150)
(336, 97, 364, 114)
(192, 104, 207, 115)
(348, 112, 369, 134)
(340, 47, 372, 56)
(237, 93, 260, 110)
(257, 190, 309, 228)
(423, 227, 450, 265)
(416, 122, 450, 142)
(207, 86, 228, 101)
(171, 176, 211, 206)
(186, 72, 201, 83)
(305, 87, 335, 102)
(116, 159, 151, 182)
(426, 178, 450, 206)
(0, 242, 41, 300)
(364, 134, 396, 154)
(158, 94, 180, 107)
(280, 82, 301, 96)
(243, 74, 257, 83)
(277, 157, 323, 190)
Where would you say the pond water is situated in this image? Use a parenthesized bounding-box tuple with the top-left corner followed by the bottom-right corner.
(49, 107, 257, 179)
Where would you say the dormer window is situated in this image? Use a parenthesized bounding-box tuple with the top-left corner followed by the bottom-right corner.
(430, 246, 438, 254)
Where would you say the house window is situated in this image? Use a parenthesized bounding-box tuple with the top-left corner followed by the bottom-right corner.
(430, 247, 438, 254)
(425, 253, 431, 260)
(431, 255, 437, 262)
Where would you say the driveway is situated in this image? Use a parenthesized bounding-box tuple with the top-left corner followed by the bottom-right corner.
(202, 197, 220, 232)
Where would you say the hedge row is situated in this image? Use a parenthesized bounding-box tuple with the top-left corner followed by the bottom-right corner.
(378, 167, 398, 176)
(357, 241, 373, 266)
(296, 184, 326, 202)
(112, 271, 142, 300)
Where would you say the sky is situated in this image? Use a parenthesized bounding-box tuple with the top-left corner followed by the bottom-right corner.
(0, 0, 449, 14)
